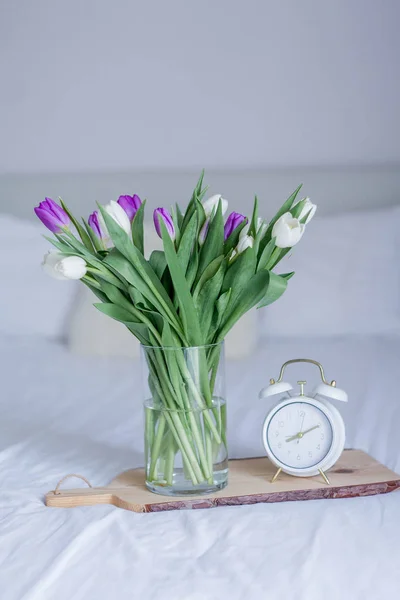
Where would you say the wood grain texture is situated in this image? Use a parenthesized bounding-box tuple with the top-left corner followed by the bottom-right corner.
(45, 450, 400, 514)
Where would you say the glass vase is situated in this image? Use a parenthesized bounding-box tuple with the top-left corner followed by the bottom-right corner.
(141, 341, 228, 496)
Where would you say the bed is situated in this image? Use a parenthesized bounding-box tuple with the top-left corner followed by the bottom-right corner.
(1, 167, 400, 599)
(1, 334, 400, 600)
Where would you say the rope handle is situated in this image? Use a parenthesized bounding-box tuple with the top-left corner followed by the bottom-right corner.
(53, 473, 93, 495)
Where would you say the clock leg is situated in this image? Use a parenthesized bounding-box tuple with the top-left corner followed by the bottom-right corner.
(271, 468, 282, 483)
(318, 469, 330, 485)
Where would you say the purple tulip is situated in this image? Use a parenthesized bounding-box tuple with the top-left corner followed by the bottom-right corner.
(34, 198, 70, 233)
(117, 194, 142, 221)
(88, 211, 106, 239)
(153, 208, 175, 241)
(224, 212, 246, 240)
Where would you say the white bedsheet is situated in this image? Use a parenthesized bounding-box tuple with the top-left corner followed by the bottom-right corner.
(1, 335, 400, 600)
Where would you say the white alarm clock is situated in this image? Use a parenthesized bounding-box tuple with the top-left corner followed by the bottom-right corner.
(259, 359, 348, 484)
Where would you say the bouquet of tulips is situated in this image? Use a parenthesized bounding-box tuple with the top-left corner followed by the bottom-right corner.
(34, 172, 316, 492)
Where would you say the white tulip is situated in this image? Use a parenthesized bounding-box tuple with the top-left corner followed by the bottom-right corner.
(104, 200, 131, 234)
(239, 217, 267, 239)
(97, 211, 113, 248)
(236, 234, 254, 254)
(202, 194, 228, 218)
(272, 212, 305, 248)
(293, 197, 317, 224)
(42, 251, 87, 280)
(229, 249, 238, 262)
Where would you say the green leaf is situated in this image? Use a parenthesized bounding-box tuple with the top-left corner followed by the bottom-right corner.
(195, 169, 205, 195)
(175, 204, 184, 229)
(149, 250, 167, 281)
(60, 230, 98, 262)
(280, 271, 295, 281)
(103, 249, 178, 328)
(218, 270, 270, 339)
(194, 196, 207, 230)
(193, 255, 224, 301)
(131, 199, 146, 254)
(257, 238, 276, 271)
(249, 195, 259, 237)
(257, 272, 288, 309)
(290, 198, 311, 223)
(59, 198, 94, 252)
(160, 320, 185, 408)
(159, 219, 203, 346)
(82, 219, 103, 252)
(196, 200, 224, 284)
(98, 206, 184, 337)
(94, 303, 150, 344)
(177, 211, 198, 273)
(180, 170, 206, 234)
(208, 288, 231, 343)
(140, 308, 165, 337)
(86, 266, 127, 291)
(195, 261, 225, 335)
(268, 247, 291, 270)
(272, 184, 303, 222)
(44, 235, 78, 255)
(128, 285, 153, 310)
(222, 247, 256, 307)
(82, 280, 108, 303)
(186, 247, 199, 290)
(100, 283, 161, 331)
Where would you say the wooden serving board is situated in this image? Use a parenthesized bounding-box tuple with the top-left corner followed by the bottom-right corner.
(45, 450, 400, 513)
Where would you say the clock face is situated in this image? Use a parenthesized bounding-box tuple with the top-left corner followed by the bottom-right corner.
(265, 400, 334, 470)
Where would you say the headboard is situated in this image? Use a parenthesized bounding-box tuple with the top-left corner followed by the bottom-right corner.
(2, 165, 400, 221)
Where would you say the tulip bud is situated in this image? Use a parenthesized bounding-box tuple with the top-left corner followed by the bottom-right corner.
(199, 218, 210, 246)
(224, 212, 246, 240)
(272, 212, 305, 248)
(202, 194, 228, 218)
(236, 235, 254, 254)
(34, 198, 70, 233)
(104, 200, 131, 234)
(239, 217, 267, 240)
(153, 208, 176, 241)
(256, 217, 268, 237)
(88, 210, 107, 239)
(42, 251, 87, 280)
(117, 194, 142, 222)
(293, 197, 317, 224)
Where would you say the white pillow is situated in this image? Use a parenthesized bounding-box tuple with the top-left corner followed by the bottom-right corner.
(67, 223, 257, 360)
(263, 205, 400, 337)
(0, 214, 78, 339)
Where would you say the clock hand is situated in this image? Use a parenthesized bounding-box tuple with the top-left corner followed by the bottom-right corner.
(301, 425, 320, 436)
(300, 414, 305, 433)
(285, 425, 320, 443)
(285, 432, 302, 443)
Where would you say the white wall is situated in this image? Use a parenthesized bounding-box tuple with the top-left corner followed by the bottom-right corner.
(1, 0, 400, 174)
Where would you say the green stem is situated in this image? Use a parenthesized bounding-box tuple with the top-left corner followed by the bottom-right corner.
(176, 356, 222, 445)
(205, 431, 213, 485)
(146, 354, 202, 484)
(148, 414, 166, 481)
(164, 434, 176, 486)
(150, 347, 212, 482)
